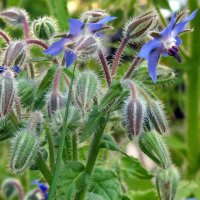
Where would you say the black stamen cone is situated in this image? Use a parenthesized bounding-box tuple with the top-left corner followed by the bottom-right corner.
(168, 48, 182, 63)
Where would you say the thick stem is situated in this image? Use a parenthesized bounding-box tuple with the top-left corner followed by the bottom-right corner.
(98, 50, 112, 86)
(124, 57, 142, 79)
(63, 131, 73, 163)
(111, 38, 128, 77)
(47, 63, 77, 200)
(29, 63, 35, 79)
(74, 122, 107, 200)
(52, 67, 61, 93)
(125, 80, 137, 101)
(23, 17, 29, 40)
(0, 30, 10, 43)
(37, 153, 52, 184)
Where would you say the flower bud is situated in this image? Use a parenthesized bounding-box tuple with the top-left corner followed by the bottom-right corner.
(0, 8, 28, 26)
(10, 129, 40, 174)
(138, 131, 171, 168)
(47, 91, 65, 118)
(123, 10, 158, 42)
(123, 98, 143, 139)
(32, 16, 57, 40)
(25, 189, 42, 200)
(81, 9, 108, 23)
(75, 71, 99, 111)
(156, 166, 180, 200)
(144, 100, 168, 134)
(28, 111, 43, 133)
(76, 35, 100, 60)
(0, 70, 16, 118)
(3, 40, 27, 67)
(1, 178, 22, 199)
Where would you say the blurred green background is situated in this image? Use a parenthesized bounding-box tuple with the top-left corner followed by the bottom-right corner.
(0, 0, 199, 199)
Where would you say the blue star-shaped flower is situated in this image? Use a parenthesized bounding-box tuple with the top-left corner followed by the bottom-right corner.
(138, 10, 197, 83)
(44, 16, 116, 68)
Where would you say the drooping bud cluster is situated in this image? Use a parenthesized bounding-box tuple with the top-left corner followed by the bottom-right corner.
(32, 16, 57, 40)
(0, 8, 29, 26)
(138, 131, 171, 168)
(123, 10, 158, 42)
(75, 71, 99, 111)
(3, 40, 27, 67)
(10, 129, 40, 174)
(0, 70, 16, 118)
(81, 9, 108, 23)
(156, 166, 180, 200)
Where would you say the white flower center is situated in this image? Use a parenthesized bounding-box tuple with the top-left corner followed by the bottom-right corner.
(162, 37, 176, 50)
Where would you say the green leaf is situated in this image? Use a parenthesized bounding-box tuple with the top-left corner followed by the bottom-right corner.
(86, 193, 104, 200)
(121, 194, 132, 200)
(89, 167, 122, 200)
(131, 189, 157, 200)
(55, 161, 85, 200)
(33, 65, 57, 110)
(120, 156, 152, 179)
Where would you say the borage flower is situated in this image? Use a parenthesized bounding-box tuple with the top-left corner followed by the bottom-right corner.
(139, 10, 197, 83)
(32, 180, 48, 200)
(44, 16, 116, 67)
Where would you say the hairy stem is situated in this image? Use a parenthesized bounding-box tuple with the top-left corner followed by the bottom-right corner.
(124, 57, 142, 79)
(23, 17, 29, 41)
(63, 131, 73, 163)
(98, 50, 112, 86)
(0, 30, 10, 43)
(111, 38, 128, 77)
(47, 62, 77, 199)
(29, 63, 35, 79)
(72, 133, 78, 160)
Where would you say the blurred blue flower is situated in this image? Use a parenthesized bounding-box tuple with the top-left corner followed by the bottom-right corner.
(139, 10, 197, 83)
(0, 65, 21, 74)
(32, 180, 48, 200)
(44, 16, 116, 68)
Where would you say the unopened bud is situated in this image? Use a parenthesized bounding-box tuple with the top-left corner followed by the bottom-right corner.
(1, 178, 22, 199)
(32, 16, 57, 40)
(123, 10, 158, 42)
(75, 71, 99, 111)
(47, 91, 65, 118)
(25, 189, 42, 200)
(10, 129, 40, 174)
(145, 100, 168, 134)
(0, 70, 16, 118)
(81, 9, 108, 23)
(156, 166, 180, 200)
(3, 40, 27, 67)
(0, 8, 28, 26)
(28, 111, 43, 133)
(138, 131, 171, 168)
(123, 98, 143, 139)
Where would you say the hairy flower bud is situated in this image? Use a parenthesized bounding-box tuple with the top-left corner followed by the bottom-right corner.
(81, 9, 108, 23)
(138, 131, 171, 168)
(156, 166, 180, 200)
(3, 41, 26, 67)
(1, 178, 22, 199)
(123, 98, 143, 139)
(0, 70, 16, 118)
(47, 91, 65, 118)
(10, 129, 40, 174)
(144, 100, 168, 134)
(0, 8, 28, 26)
(75, 71, 99, 111)
(76, 35, 100, 60)
(123, 10, 158, 42)
(32, 16, 57, 40)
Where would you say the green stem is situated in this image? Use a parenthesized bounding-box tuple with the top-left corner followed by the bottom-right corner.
(72, 133, 78, 161)
(45, 123, 55, 171)
(74, 122, 107, 200)
(47, 63, 77, 199)
(63, 130, 73, 163)
(37, 153, 52, 184)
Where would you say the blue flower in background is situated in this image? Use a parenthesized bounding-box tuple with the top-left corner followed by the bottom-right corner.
(32, 180, 48, 200)
(139, 10, 197, 83)
(44, 16, 116, 68)
(0, 65, 21, 74)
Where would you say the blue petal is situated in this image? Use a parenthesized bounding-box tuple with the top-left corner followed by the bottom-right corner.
(147, 49, 161, 83)
(138, 38, 162, 59)
(65, 50, 77, 68)
(97, 16, 117, 24)
(175, 36, 182, 46)
(12, 65, 21, 73)
(69, 18, 84, 36)
(32, 180, 48, 193)
(44, 38, 68, 56)
(0, 66, 7, 73)
(173, 10, 197, 36)
(160, 13, 176, 37)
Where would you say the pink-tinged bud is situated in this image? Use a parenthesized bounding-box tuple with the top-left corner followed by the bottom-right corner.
(3, 41, 27, 67)
(0, 8, 28, 26)
(123, 98, 143, 139)
(0, 70, 16, 118)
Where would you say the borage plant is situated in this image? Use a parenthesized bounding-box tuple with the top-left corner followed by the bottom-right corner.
(0, 7, 197, 200)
